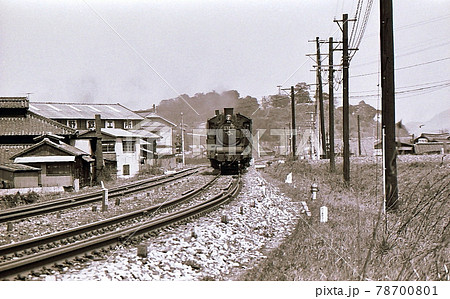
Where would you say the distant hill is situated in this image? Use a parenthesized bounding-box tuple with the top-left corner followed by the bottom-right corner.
(406, 108, 450, 136)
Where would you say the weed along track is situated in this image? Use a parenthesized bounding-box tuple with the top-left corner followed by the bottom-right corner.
(0, 175, 240, 280)
(0, 167, 201, 224)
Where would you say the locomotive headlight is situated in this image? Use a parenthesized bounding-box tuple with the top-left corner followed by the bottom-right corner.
(226, 114, 232, 122)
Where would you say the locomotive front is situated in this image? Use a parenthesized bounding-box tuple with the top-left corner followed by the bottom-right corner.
(207, 108, 252, 173)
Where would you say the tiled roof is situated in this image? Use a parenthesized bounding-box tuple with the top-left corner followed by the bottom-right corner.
(140, 113, 177, 127)
(11, 138, 88, 159)
(415, 133, 450, 143)
(132, 129, 161, 139)
(0, 97, 29, 109)
(0, 163, 41, 172)
(0, 111, 76, 136)
(28, 102, 143, 120)
(0, 144, 33, 164)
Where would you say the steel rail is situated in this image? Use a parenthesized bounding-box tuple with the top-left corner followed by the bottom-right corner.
(0, 167, 201, 223)
(0, 174, 219, 257)
(0, 175, 241, 280)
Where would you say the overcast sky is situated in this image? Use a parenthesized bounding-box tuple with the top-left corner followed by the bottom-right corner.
(1, 0, 449, 124)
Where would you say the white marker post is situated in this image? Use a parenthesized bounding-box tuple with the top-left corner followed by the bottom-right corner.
(320, 206, 328, 223)
(101, 181, 108, 212)
(285, 172, 293, 184)
(310, 183, 319, 201)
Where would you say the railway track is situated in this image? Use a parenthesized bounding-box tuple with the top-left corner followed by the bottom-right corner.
(0, 174, 241, 280)
(0, 167, 201, 224)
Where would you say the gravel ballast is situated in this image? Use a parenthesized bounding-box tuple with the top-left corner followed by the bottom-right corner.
(0, 173, 213, 246)
(48, 167, 303, 281)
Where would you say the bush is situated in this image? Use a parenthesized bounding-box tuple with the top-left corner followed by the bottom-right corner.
(0, 191, 41, 209)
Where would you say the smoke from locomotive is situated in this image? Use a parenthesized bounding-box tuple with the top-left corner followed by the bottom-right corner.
(206, 108, 252, 173)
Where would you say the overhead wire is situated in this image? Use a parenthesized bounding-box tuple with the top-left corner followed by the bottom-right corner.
(349, 0, 364, 49)
(351, 56, 450, 78)
(335, 80, 450, 99)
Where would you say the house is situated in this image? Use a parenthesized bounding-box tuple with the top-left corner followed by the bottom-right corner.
(28, 102, 144, 131)
(10, 134, 93, 187)
(135, 112, 177, 156)
(0, 97, 77, 164)
(77, 128, 158, 178)
(134, 112, 178, 169)
(0, 97, 93, 188)
(28, 101, 163, 177)
(413, 133, 449, 154)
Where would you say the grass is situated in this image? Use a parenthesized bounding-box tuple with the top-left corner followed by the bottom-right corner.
(239, 155, 449, 281)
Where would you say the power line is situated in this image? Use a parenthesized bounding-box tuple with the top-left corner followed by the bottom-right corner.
(349, 79, 450, 94)
(351, 39, 450, 68)
(335, 80, 450, 98)
(364, 12, 450, 38)
(351, 56, 450, 78)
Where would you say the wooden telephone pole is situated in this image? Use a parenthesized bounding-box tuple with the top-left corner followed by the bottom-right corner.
(380, 0, 399, 211)
(291, 86, 297, 160)
(342, 14, 350, 183)
(316, 37, 327, 158)
(328, 37, 336, 172)
(334, 13, 357, 183)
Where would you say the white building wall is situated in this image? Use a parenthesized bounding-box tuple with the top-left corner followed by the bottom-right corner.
(72, 139, 92, 155)
(115, 138, 141, 178)
(156, 125, 173, 156)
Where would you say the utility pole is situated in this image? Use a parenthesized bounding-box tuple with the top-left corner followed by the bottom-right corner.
(380, 0, 399, 211)
(291, 86, 297, 160)
(342, 13, 350, 183)
(328, 37, 336, 172)
(181, 112, 185, 166)
(334, 14, 357, 182)
(316, 37, 326, 158)
(95, 114, 104, 183)
(357, 115, 362, 156)
(257, 130, 260, 158)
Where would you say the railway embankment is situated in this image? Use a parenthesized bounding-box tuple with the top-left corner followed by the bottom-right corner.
(240, 155, 449, 281)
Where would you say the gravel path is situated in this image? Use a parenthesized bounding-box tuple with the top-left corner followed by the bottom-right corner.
(44, 167, 303, 281)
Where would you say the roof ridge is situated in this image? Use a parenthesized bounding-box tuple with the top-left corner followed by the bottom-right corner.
(31, 101, 122, 106)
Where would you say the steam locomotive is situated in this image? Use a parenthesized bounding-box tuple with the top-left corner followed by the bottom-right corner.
(206, 108, 252, 173)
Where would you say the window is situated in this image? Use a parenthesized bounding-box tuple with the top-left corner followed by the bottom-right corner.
(102, 141, 116, 152)
(123, 164, 130, 175)
(106, 120, 114, 128)
(87, 120, 95, 129)
(122, 141, 135, 152)
(124, 120, 132, 129)
(417, 138, 427, 144)
(46, 164, 71, 176)
(67, 120, 77, 129)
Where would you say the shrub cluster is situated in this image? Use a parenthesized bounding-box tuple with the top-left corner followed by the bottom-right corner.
(0, 191, 40, 209)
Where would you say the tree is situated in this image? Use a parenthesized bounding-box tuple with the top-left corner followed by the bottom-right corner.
(270, 94, 290, 108)
(235, 96, 259, 117)
(294, 82, 312, 104)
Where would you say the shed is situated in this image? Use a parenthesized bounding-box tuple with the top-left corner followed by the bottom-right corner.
(414, 143, 446, 155)
(373, 141, 414, 155)
(0, 163, 41, 188)
(11, 135, 93, 187)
